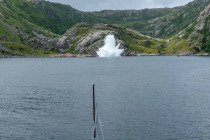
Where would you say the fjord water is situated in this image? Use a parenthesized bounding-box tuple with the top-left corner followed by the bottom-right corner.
(0, 57, 210, 140)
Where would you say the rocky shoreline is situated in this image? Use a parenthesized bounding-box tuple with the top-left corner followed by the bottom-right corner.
(48, 52, 210, 57)
(1, 53, 209, 58)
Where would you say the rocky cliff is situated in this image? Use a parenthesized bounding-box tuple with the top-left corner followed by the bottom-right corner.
(187, 4, 210, 52)
(162, 4, 210, 55)
(53, 23, 161, 56)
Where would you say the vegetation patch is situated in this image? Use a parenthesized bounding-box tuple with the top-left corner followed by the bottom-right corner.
(201, 17, 210, 52)
(2, 41, 33, 54)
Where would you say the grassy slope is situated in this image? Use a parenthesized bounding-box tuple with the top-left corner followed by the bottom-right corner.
(0, 1, 58, 56)
(90, 8, 176, 36)
(201, 16, 210, 52)
(4, 0, 210, 38)
(164, 4, 210, 54)
(115, 28, 160, 54)
(0, 0, 209, 56)
(4, 0, 102, 35)
(90, 0, 210, 38)
(62, 23, 161, 54)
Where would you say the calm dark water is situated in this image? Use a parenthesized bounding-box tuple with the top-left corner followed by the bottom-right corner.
(0, 56, 210, 140)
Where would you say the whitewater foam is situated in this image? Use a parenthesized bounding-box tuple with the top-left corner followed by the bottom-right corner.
(97, 34, 124, 57)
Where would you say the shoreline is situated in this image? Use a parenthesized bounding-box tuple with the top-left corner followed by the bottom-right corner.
(0, 53, 210, 58)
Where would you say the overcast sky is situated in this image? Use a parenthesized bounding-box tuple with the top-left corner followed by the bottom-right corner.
(47, 0, 194, 11)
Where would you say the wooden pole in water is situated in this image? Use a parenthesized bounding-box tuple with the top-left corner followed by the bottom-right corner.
(93, 83, 96, 138)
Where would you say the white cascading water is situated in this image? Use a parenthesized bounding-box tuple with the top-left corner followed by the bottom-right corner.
(97, 34, 124, 57)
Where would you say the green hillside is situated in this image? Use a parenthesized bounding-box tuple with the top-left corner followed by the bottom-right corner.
(4, 0, 210, 38)
(3, 0, 101, 35)
(163, 4, 210, 55)
(0, 0, 59, 56)
(56, 23, 162, 56)
(0, 0, 209, 57)
(91, 0, 210, 38)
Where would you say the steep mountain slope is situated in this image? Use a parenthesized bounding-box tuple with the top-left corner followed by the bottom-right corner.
(54, 23, 161, 56)
(4, 0, 210, 38)
(187, 4, 210, 52)
(3, 0, 101, 35)
(0, 0, 209, 57)
(0, 1, 59, 57)
(162, 4, 210, 55)
(91, 0, 210, 38)
(0, 0, 162, 57)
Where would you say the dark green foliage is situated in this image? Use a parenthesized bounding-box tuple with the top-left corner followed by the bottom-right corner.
(202, 16, 210, 52)
(92, 0, 210, 38)
(4, 0, 210, 37)
(2, 42, 33, 54)
(183, 21, 198, 39)
(4, 0, 101, 35)
(0, 0, 210, 56)
(115, 28, 160, 53)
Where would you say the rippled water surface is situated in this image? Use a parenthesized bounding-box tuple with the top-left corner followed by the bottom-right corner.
(0, 56, 210, 140)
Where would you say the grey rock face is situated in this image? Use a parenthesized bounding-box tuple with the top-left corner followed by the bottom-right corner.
(196, 23, 205, 30)
(0, 12, 4, 18)
(54, 24, 126, 56)
(31, 31, 57, 50)
(75, 30, 112, 53)
(198, 4, 210, 21)
(186, 4, 210, 50)
(0, 42, 5, 57)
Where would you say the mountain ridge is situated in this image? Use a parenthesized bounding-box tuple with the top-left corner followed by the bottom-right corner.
(0, 0, 210, 57)
(3, 0, 209, 37)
